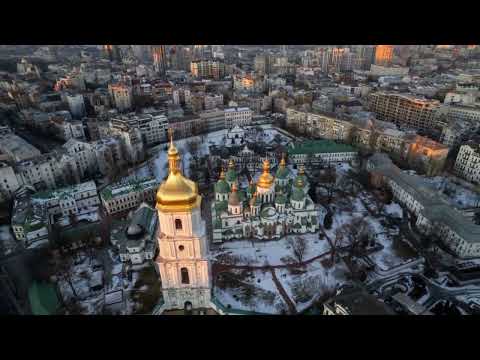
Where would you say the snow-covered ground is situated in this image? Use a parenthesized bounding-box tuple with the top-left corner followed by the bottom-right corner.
(151, 126, 294, 181)
(325, 191, 415, 272)
(276, 260, 348, 312)
(211, 233, 331, 267)
(214, 269, 284, 314)
(56, 248, 151, 315)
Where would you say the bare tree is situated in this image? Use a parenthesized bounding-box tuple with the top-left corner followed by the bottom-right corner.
(287, 236, 308, 264)
(335, 217, 371, 261)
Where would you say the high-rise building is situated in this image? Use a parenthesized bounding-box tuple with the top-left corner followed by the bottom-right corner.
(103, 45, 121, 63)
(375, 45, 394, 66)
(155, 130, 212, 312)
(109, 83, 133, 112)
(152, 45, 167, 78)
(190, 60, 226, 80)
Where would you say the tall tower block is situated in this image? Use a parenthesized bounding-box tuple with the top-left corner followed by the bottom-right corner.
(155, 129, 211, 311)
(374, 45, 394, 66)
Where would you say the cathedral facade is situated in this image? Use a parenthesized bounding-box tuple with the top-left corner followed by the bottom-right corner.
(212, 156, 322, 243)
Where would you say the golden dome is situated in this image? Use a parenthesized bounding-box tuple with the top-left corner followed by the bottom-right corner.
(257, 159, 274, 189)
(279, 154, 286, 168)
(228, 159, 235, 169)
(156, 129, 200, 212)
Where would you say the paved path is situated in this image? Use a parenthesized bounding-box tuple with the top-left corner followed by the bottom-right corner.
(269, 268, 297, 314)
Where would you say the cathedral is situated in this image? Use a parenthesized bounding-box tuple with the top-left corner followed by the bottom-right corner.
(212, 156, 321, 243)
(153, 130, 212, 313)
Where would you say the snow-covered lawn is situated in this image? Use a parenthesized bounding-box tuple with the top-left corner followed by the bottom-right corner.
(211, 233, 331, 267)
(151, 126, 294, 181)
(214, 268, 285, 314)
(275, 260, 348, 312)
(56, 247, 151, 314)
(384, 202, 403, 219)
(325, 191, 415, 272)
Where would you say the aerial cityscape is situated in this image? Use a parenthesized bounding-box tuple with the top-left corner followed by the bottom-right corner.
(1, 44, 480, 315)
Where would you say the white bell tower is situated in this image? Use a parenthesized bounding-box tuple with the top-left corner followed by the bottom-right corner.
(154, 129, 211, 311)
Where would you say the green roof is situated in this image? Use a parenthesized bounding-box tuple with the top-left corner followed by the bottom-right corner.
(247, 183, 256, 194)
(215, 200, 228, 213)
(288, 140, 356, 155)
(215, 180, 230, 194)
(225, 169, 237, 182)
(101, 177, 158, 200)
(28, 281, 59, 315)
(276, 166, 291, 179)
(291, 187, 305, 201)
(275, 193, 287, 204)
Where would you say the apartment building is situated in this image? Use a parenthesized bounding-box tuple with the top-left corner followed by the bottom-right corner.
(367, 92, 441, 132)
(190, 60, 226, 80)
(111, 113, 168, 146)
(454, 144, 480, 184)
(100, 177, 159, 215)
(287, 140, 357, 165)
(224, 107, 253, 129)
(31, 180, 100, 217)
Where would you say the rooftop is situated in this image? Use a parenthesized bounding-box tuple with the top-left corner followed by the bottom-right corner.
(101, 177, 159, 200)
(288, 140, 356, 155)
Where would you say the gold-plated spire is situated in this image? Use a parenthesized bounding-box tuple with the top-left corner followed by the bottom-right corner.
(167, 128, 180, 174)
(279, 153, 286, 168)
(257, 159, 274, 189)
(156, 128, 200, 212)
(219, 168, 226, 180)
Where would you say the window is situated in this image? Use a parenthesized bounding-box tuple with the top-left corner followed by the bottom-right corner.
(175, 219, 183, 230)
(179, 245, 185, 251)
(181, 268, 189, 284)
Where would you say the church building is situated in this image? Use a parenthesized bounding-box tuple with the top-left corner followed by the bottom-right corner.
(212, 155, 322, 243)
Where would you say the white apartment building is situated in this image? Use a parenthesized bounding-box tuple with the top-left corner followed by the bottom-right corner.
(16, 152, 81, 191)
(224, 107, 253, 129)
(109, 123, 144, 164)
(31, 180, 100, 217)
(63, 139, 98, 179)
(0, 162, 22, 199)
(444, 105, 480, 123)
(100, 177, 159, 215)
(111, 114, 168, 147)
(454, 144, 480, 184)
(204, 94, 224, 110)
(66, 93, 86, 119)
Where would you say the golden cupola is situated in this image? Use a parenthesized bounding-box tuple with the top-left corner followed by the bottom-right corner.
(257, 159, 275, 189)
(156, 129, 200, 212)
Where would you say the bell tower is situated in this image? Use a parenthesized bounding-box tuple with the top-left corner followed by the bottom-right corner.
(155, 129, 211, 311)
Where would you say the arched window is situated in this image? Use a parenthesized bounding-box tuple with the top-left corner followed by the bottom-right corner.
(175, 219, 183, 230)
(181, 267, 189, 284)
